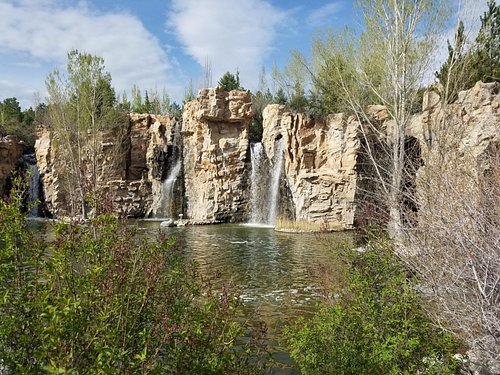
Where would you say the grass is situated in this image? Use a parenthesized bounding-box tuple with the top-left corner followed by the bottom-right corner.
(275, 217, 344, 233)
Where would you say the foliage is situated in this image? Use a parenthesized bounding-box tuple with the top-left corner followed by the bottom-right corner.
(472, 0, 500, 83)
(285, 233, 460, 375)
(273, 88, 288, 105)
(45, 50, 128, 217)
(436, 1, 499, 102)
(405, 130, 500, 359)
(125, 86, 181, 116)
(218, 71, 242, 91)
(0, 178, 267, 374)
(0, 97, 38, 149)
(250, 89, 273, 142)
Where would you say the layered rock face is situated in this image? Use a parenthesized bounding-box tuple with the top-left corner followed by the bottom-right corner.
(182, 88, 252, 223)
(0, 135, 23, 196)
(262, 105, 360, 228)
(35, 114, 179, 217)
(414, 81, 499, 162)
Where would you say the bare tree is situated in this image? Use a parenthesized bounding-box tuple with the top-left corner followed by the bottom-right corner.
(201, 57, 213, 89)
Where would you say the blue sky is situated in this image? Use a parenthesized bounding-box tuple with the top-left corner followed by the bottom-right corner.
(0, 0, 489, 109)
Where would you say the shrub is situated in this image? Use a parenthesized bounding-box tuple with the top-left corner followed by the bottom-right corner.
(285, 233, 460, 375)
(0, 176, 265, 374)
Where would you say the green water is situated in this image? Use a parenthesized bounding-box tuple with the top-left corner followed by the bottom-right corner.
(29, 218, 352, 373)
(134, 221, 353, 373)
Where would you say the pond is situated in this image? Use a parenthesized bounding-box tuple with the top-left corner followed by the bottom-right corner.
(134, 221, 354, 373)
(28, 218, 354, 373)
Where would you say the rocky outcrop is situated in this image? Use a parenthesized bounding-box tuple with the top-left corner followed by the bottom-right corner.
(182, 88, 253, 223)
(33, 82, 498, 226)
(0, 135, 23, 196)
(407, 81, 499, 162)
(35, 114, 179, 217)
(262, 105, 360, 228)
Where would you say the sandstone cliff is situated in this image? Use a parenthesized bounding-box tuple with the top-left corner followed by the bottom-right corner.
(35, 114, 179, 217)
(33, 82, 498, 226)
(261, 105, 360, 228)
(182, 88, 253, 223)
(0, 135, 23, 196)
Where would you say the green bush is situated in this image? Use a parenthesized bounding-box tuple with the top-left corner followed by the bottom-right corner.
(285, 233, 460, 375)
(0, 177, 265, 374)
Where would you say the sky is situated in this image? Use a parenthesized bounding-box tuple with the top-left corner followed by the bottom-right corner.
(0, 0, 490, 109)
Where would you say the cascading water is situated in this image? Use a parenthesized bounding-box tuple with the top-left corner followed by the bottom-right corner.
(267, 138, 284, 225)
(247, 138, 284, 226)
(156, 121, 182, 218)
(160, 159, 182, 218)
(248, 142, 267, 224)
(27, 161, 41, 217)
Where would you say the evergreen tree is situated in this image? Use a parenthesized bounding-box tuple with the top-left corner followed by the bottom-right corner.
(470, 0, 500, 83)
(273, 88, 288, 105)
(217, 71, 242, 91)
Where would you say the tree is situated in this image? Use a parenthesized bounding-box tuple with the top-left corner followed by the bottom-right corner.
(0, 97, 37, 149)
(218, 71, 242, 91)
(143, 90, 152, 113)
(201, 57, 213, 89)
(131, 84, 143, 113)
(470, 0, 500, 83)
(435, 21, 468, 102)
(45, 49, 127, 218)
(183, 78, 196, 106)
(0, 97, 22, 124)
(117, 90, 132, 112)
(320, 0, 449, 243)
(273, 88, 288, 105)
(436, 1, 499, 102)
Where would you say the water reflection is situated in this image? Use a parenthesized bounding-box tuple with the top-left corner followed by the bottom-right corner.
(134, 221, 353, 373)
(30, 218, 353, 373)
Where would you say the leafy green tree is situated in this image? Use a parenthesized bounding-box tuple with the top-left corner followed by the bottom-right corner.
(46, 49, 127, 218)
(117, 90, 132, 112)
(143, 90, 152, 113)
(218, 71, 242, 91)
(289, 80, 308, 111)
(286, 235, 459, 374)
(0, 97, 22, 124)
(0, 177, 268, 374)
(0, 97, 37, 149)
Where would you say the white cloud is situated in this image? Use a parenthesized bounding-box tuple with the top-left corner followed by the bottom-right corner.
(307, 2, 342, 27)
(167, 0, 288, 91)
(0, 0, 181, 107)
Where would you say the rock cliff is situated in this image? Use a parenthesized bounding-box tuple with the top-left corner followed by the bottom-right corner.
(35, 114, 179, 217)
(0, 135, 23, 196)
(182, 88, 253, 223)
(261, 105, 360, 228)
(33, 82, 498, 226)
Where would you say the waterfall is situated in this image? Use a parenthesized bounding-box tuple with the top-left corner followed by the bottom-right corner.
(249, 143, 266, 223)
(247, 139, 284, 226)
(267, 138, 284, 225)
(160, 159, 182, 218)
(156, 121, 182, 218)
(27, 162, 40, 217)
